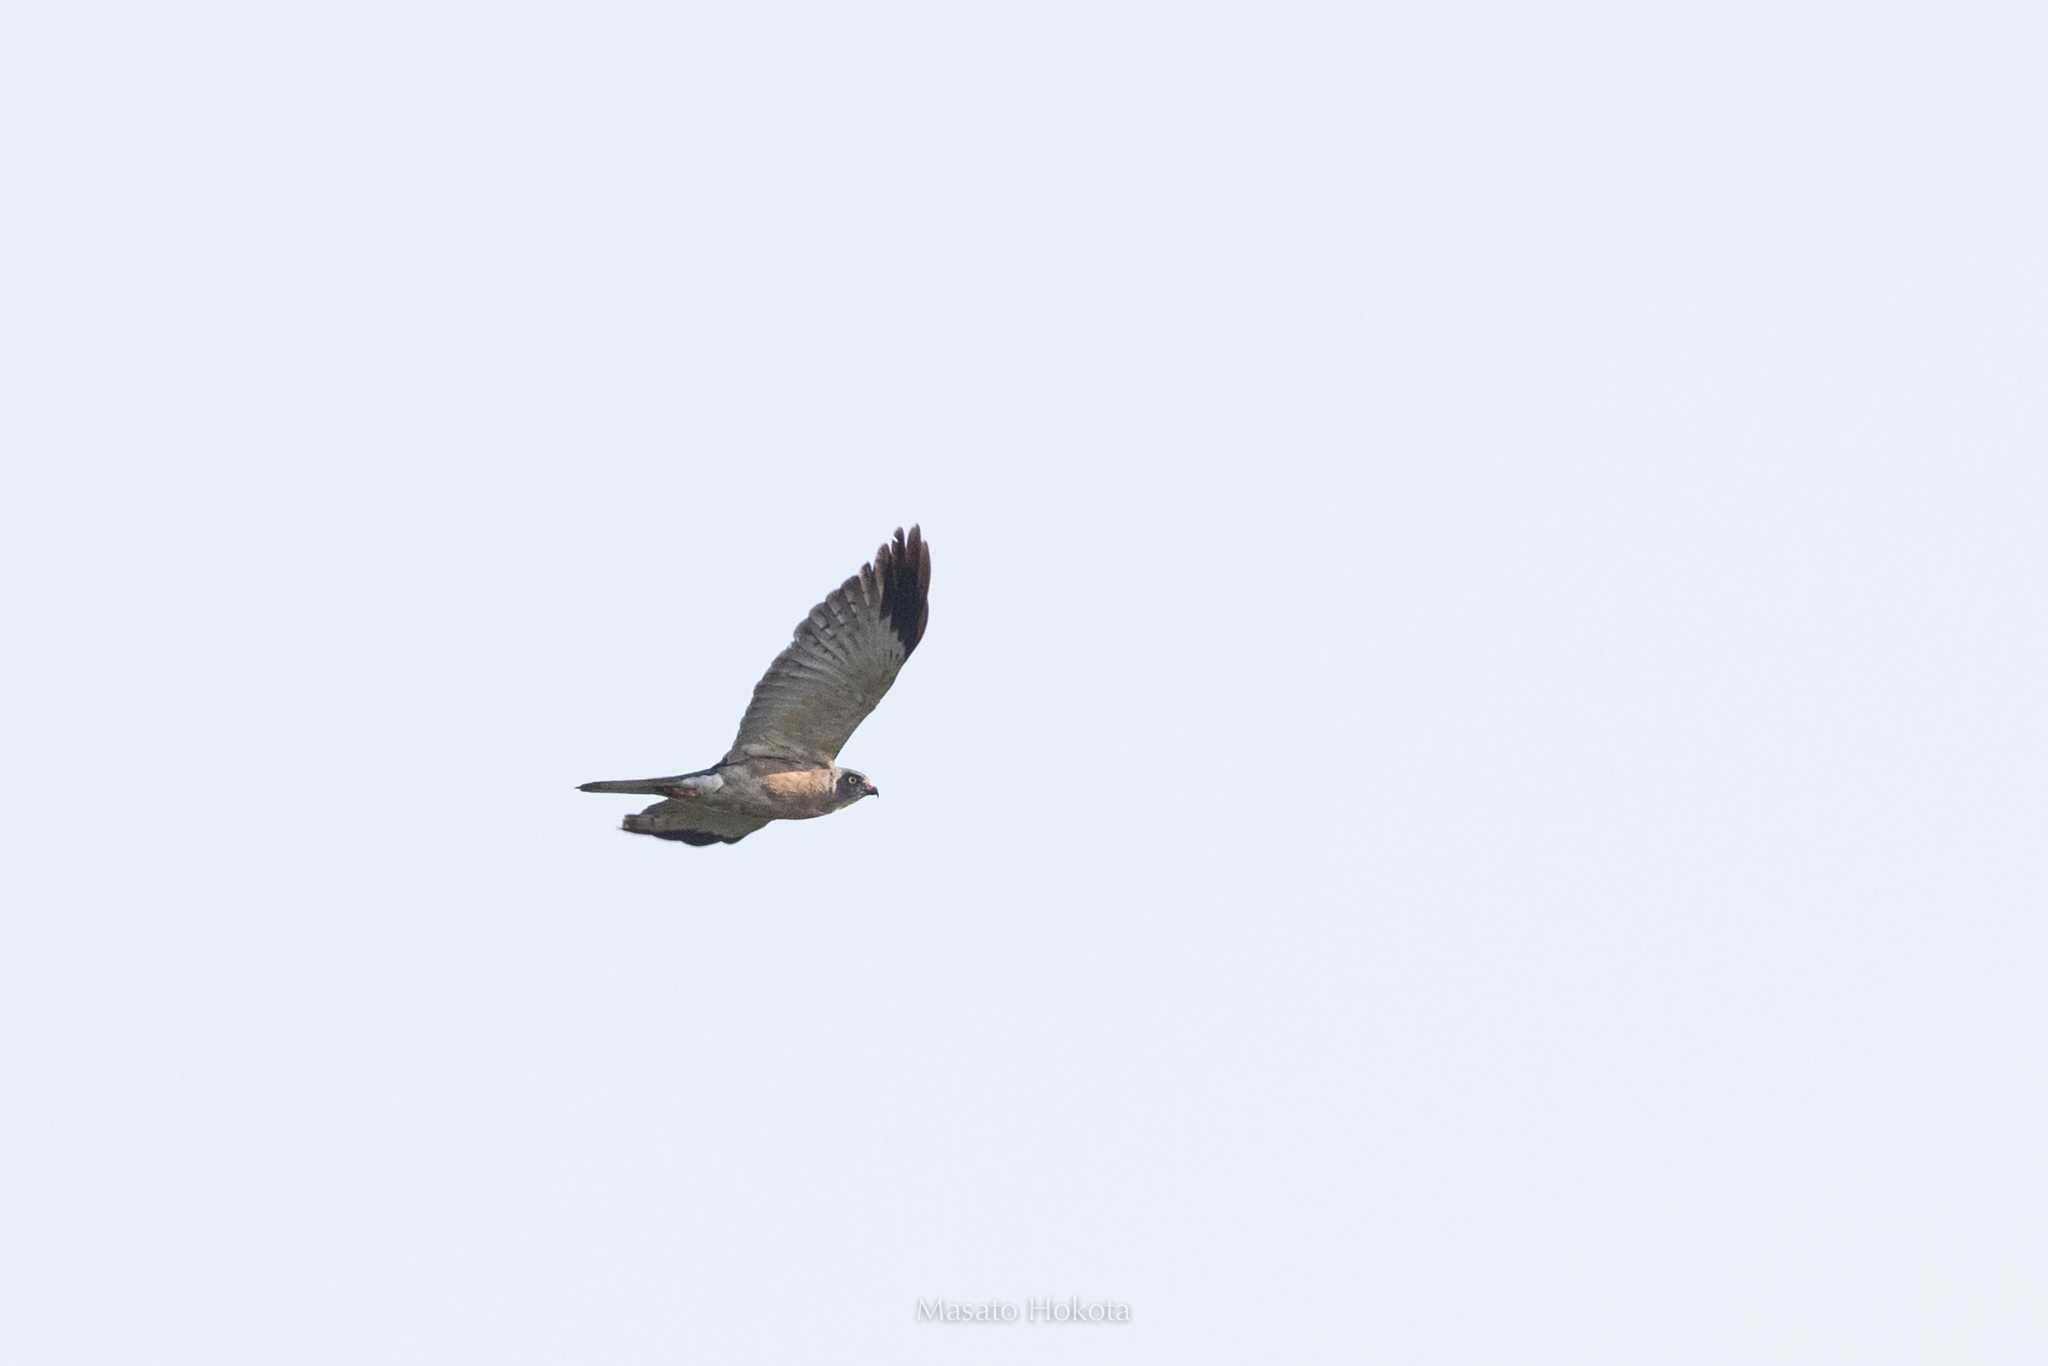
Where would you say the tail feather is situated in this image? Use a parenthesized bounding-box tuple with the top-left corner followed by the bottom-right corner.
(577, 775, 692, 795)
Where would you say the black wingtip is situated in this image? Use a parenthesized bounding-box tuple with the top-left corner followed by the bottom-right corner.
(877, 524, 930, 658)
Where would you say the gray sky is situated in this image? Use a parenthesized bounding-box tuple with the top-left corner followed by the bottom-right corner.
(5, 2, 2044, 1362)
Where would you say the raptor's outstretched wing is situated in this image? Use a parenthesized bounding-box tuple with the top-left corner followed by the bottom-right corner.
(724, 526, 931, 766)
(622, 800, 767, 846)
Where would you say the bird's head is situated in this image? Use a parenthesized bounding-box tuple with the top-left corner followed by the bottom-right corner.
(832, 768, 880, 806)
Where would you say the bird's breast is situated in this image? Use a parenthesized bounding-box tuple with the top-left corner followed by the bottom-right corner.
(753, 768, 839, 817)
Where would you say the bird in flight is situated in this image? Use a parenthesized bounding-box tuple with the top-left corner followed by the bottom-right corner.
(578, 525, 931, 846)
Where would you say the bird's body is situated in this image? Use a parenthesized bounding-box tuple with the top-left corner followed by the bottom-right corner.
(578, 526, 930, 846)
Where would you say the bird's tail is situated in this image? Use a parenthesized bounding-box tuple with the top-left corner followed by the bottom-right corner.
(577, 775, 695, 795)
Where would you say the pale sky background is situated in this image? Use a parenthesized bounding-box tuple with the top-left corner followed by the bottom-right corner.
(4, 2, 2045, 1363)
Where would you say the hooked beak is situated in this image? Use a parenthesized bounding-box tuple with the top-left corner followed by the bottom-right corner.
(865, 779, 881, 798)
